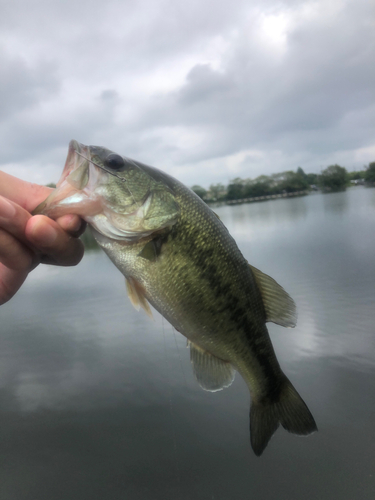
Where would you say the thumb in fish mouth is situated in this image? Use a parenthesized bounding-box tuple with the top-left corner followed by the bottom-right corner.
(31, 177, 100, 221)
(30, 169, 88, 264)
(32, 139, 93, 219)
(31, 183, 85, 219)
(32, 198, 49, 216)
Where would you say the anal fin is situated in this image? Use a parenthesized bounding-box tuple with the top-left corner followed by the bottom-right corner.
(188, 341, 235, 392)
(125, 277, 153, 319)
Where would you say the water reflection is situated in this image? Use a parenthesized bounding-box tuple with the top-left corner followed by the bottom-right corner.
(217, 195, 309, 242)
(1, 188, 375, 499)
(322, 190, 349, 213)
(216, 189, 375, 373)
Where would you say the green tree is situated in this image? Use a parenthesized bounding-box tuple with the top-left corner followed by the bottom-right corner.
(348, 170, 365, 181)
(364, 162, 375, 183)
(306, 173, 318, 185)
(296, 167, 307, 179)
(319, 165, 348, 191)
(279, 170, 309, 192)
(244, 175, 273, 197)
(191, 185, 207, 199)
(209, 183, 226, 201)
(227, 178, 244, 200)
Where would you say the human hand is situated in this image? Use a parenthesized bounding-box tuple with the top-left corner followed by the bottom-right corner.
(0, 171, 86, 305)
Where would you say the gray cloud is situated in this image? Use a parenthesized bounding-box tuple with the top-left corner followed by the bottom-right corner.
(0, 50, 59, 119)
(0, 0, 374, 186)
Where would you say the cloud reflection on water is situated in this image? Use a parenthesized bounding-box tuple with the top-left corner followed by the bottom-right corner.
(216, 188, 375, 371)
(0, 188, 375, 499)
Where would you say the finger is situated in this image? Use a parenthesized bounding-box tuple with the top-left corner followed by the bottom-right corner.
(0, 195, 40, 273)
(0, 173, 86, 236)
(0, 195, 33, 246)
(0, 171, 53, 212)
(0, 228, 35, 271)
(0, 263, 30, 306)
(25, 215, 84, 267)
(56, 214, 87, 237)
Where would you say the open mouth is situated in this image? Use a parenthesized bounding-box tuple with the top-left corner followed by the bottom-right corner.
(32, 140, 102, 219)
(56, 140, 91, 189)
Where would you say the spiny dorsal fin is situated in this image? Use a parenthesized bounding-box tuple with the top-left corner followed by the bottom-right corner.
(125, 277, 153, 319)
(188, 341, 235, 392)
(249, 265, 297, 328)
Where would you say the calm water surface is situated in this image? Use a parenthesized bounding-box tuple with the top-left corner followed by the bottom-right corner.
(1, 187, 375, 499)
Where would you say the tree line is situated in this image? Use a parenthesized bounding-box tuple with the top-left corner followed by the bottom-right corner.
(191, 162, 375, 202)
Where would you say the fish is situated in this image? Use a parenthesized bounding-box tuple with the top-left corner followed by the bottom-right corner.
(34, 140, 317, 456)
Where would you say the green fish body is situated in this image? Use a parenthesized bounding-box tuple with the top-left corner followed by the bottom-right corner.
(35, 140, 317, 455)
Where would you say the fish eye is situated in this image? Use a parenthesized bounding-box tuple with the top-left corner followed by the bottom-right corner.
(104, 153, 125, 170)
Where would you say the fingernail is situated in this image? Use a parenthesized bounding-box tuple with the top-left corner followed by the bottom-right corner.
(64, 214, 81, 232)
(0, 196, 16, 218)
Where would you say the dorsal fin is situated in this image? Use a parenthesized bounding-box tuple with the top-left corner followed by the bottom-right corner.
(249, 265, 297, 328)
(125, 277, 153, 319)
(188, 341, 235, 392)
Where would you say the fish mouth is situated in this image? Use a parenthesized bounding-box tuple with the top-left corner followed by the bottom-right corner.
(32, 140, 102, 219)
(57, 140, 91, 188)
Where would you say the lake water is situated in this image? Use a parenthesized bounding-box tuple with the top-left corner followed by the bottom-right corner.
(1, 187, 375, 499)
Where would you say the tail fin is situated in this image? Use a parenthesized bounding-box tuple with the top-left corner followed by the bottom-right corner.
(250, 377, 317, 456)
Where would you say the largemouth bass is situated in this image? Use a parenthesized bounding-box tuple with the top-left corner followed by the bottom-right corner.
(34, 140, 317, 455)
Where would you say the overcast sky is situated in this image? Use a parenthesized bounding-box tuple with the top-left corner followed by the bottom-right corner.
(1, 0, 374, 188)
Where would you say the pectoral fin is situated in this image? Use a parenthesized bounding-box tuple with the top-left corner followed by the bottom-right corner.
(249, 265, 297, 328)
(125, 277, 153, 319)
(188, 341, 235, 392)
(138, 240, 158, 261)
(138, 235, 165, 262)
